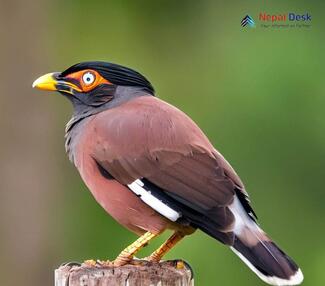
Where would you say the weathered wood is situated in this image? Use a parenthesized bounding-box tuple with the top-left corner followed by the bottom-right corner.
(55, 260, 194, 286)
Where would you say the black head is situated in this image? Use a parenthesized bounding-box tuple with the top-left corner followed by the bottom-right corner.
(61, 61, 154, 94)
(33, 61, 155, 109)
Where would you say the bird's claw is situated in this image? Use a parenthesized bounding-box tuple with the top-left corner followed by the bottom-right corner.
(111, 255, 148, 266)
(112, 256, 132, 267)
(82, 259, 111, 267)
(83, 256, 163, 267)
(84, 257, 133, 267)
(83, 259, 97, 267)
(143, 255, 161, 263)
(98, 260, 113, 267)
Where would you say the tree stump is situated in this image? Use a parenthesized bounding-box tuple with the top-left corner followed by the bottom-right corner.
(55, 260, 194, 286)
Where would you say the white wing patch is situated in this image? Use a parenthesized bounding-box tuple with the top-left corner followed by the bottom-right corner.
(127, 179, 182, 222)
(229, 196, 260, 234)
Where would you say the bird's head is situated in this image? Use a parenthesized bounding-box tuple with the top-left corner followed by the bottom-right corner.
(33, 61, 155, 111)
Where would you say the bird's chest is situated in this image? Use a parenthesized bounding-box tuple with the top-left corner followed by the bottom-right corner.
(67, 129, 170, 235)
(64, 116, 172, 235)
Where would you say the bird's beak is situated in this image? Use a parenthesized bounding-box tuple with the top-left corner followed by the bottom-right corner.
(32, 72, 81, 94)
(32, 73, 59, 91)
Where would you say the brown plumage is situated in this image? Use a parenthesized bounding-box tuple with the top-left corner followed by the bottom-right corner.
(71, 96, 240, 239)
(33, 61, 303, 285)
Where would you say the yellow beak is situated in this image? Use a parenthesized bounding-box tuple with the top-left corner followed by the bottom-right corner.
(32, 73, 58, 91)
(32, 72, 82, 95)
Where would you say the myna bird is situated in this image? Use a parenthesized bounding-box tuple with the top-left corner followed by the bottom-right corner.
(33, 61, 303, 285)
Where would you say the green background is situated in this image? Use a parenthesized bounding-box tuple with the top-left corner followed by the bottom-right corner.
(1, 1, 324, 285)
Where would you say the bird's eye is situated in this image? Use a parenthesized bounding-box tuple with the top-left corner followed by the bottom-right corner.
(82, 72, 95, 85)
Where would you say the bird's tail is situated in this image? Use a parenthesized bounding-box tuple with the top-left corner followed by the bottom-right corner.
(229, 197, 303, 285)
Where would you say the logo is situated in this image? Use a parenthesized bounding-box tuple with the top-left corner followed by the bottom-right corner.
(241, 12, 312, 29)
(259, 12, 311, 22)
(241, 15, 255, 28)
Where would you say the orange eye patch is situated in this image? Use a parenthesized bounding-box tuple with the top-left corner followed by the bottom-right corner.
(65, 69, 111, 92)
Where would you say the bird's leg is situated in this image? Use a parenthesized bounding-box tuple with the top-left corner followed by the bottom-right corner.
(114, 231, 157, 266)
(147, 231, 185, 262)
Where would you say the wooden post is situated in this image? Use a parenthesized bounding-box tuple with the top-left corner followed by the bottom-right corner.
(55, 260, 194, 286)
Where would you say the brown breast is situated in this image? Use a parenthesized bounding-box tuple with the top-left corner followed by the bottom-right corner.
(73, 120, 172, 235)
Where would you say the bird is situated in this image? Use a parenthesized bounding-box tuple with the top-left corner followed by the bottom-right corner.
(33, 61, 303, 285)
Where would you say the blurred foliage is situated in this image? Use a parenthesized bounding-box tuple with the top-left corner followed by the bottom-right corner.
(5, 0, 325, 285)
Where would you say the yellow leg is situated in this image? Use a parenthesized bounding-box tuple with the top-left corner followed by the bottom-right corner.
(148, 231, 185, 262)
(114, 231, 157, 266)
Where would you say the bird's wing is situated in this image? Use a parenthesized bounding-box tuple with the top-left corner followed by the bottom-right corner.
(90, 96, 254, 243)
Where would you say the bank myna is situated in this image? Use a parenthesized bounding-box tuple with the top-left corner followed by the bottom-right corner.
(33, 61, 303, 285)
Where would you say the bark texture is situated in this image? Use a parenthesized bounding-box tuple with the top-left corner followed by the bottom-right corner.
(55, 260, 194, 286)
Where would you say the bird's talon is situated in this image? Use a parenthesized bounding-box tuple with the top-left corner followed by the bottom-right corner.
(129, 258, 149, 266)
(145, 255, 161, 263)
(84, 259, 97, 267)
(113, 255, 134, 267)
(99, 260, 113, 267)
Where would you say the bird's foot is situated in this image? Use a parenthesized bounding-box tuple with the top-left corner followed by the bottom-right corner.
(82, 258, 187, 271)
(83, 259, 113, 267)
(82, 256, 160, 267)
(133, 257, 187, 270)
(83, 256, 135, 267)
(83, 259, 97, 267)
(110, 256, 150, 267)
(144, 253, 162, 263)
(112, 255, 134, 266)
(129, 257, 152, 266)
(98, 260, 114, 267)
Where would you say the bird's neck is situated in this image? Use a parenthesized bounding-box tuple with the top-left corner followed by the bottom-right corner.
(65, 115, 90, 164)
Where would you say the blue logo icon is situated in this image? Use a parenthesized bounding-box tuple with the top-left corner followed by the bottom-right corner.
(241, 15, 255, 27)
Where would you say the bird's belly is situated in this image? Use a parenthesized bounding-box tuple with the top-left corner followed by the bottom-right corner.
(76, 154, 171, 235)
